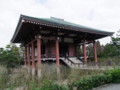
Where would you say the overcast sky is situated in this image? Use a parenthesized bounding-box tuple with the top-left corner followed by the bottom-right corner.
(0, 0, 119, 48)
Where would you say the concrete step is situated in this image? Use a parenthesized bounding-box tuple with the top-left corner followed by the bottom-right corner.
(61, 57, 83, 68)
(69, 57, 83, 64)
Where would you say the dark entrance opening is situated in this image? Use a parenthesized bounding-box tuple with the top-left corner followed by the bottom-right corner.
(41, 44, 45, 58)
(59, 43, 69, 57)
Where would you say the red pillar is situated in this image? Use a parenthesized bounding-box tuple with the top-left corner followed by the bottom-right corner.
(31, 41, 35, 68)
(56, 37, 60, 67)
(37, 36, 41, 65)
(83, 40, 87, 62)
(24, 46, 27, 66)
(69, 44, 75, 57)
(93, 41, 98, 63)
(27, 45, 30, 66)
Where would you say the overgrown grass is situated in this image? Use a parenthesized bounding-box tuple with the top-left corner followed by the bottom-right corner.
(0, 63, 103, 90)
(98, 57, 120, 63)
(0, 62, 120, 90)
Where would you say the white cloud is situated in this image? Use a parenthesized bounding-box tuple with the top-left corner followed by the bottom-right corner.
(0, 0, 120, 47)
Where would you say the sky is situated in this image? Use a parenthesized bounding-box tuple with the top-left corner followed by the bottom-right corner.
(0, 0, 120, 48)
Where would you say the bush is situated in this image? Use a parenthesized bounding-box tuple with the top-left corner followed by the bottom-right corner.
(110, 69, 120, 83)
(0, 44, 22, 68)
(38, 83, 68, 90)
(31, 80, 69, 90)
(68, 69, 120, 90)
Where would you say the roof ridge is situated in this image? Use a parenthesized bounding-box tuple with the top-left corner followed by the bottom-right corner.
(20, 14, 114, 34)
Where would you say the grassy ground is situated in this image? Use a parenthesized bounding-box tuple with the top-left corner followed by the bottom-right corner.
(87, 57, 120, 66)
(0, 63, 103, 90)
(98, 57, 120, 62)
(0, 57, 119, 89)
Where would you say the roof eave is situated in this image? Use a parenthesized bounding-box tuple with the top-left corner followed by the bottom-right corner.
(11, 15, 24, 43)
(11, 15, 114, 43)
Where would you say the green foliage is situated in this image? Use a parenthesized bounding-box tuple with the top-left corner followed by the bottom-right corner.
(35, 81, 68, 90)
(96, 41, 104, 56)
(111, 29, 120, 42)
(1, 64, 120, 90)
(110, 69, 120, 83)
(112, 37, 120, 41)
(0, 44, 22, 68)
(0, 65, 10, 89)
(28, 80, 69, 90)
(111, 29, 120, 56)
(99, 29, 120, 57)
(100, 43, 118, 57)
(87, 41, 103, 58)
(68, 69, 120, 90)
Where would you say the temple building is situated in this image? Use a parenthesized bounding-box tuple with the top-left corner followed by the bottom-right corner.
(11, 15, 113, 73)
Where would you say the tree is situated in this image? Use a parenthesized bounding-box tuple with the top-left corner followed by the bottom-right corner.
(0, 48, 4, 55)
(0, 44, 22, 68)
(87, 41, 103, 57)
(96, 41, 104, 56)
(100, 43, 118, 57)
(111, 29, 120, 56)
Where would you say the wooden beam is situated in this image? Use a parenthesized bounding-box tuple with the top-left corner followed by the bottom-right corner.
(83, 40, 87, 62)
(31, 41, 35, 68)
(93, 40, 98, 63)
(27, 45, 30, 66)
(56, 37, 60, 67)
(26, 38, 37, 46)
(24, 46, 27, 66)
(41, 36, 56, 40)
(37, 35, 41, 65)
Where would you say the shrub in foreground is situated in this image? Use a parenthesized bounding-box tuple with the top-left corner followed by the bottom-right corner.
(68, 69, 120, 90)
(110, 69, 120, 83)
(31, 80, 69, 90)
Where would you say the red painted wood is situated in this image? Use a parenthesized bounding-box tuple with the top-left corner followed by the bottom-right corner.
(24, 46, 27, 66)
(37, 36, 41, 64)
(45, 41, 50, 58)
(26, 39, 37, 46)
(32, 41, 35, 68)
(50, 42, 56, 57)
(56, 38, 60, 67)
(83, 41, 87, 62)
(69, 44, 75, 57)
(27, 45, 30, 66)
(45, 41, 56, 58)
(93, 41, 98, 63)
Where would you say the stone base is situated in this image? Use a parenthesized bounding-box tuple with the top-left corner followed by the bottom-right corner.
(27, 67, 30, 73)
(57, 67, 60, 80)
(32, 68, 35, 76)
(38, 69, 41, 78)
